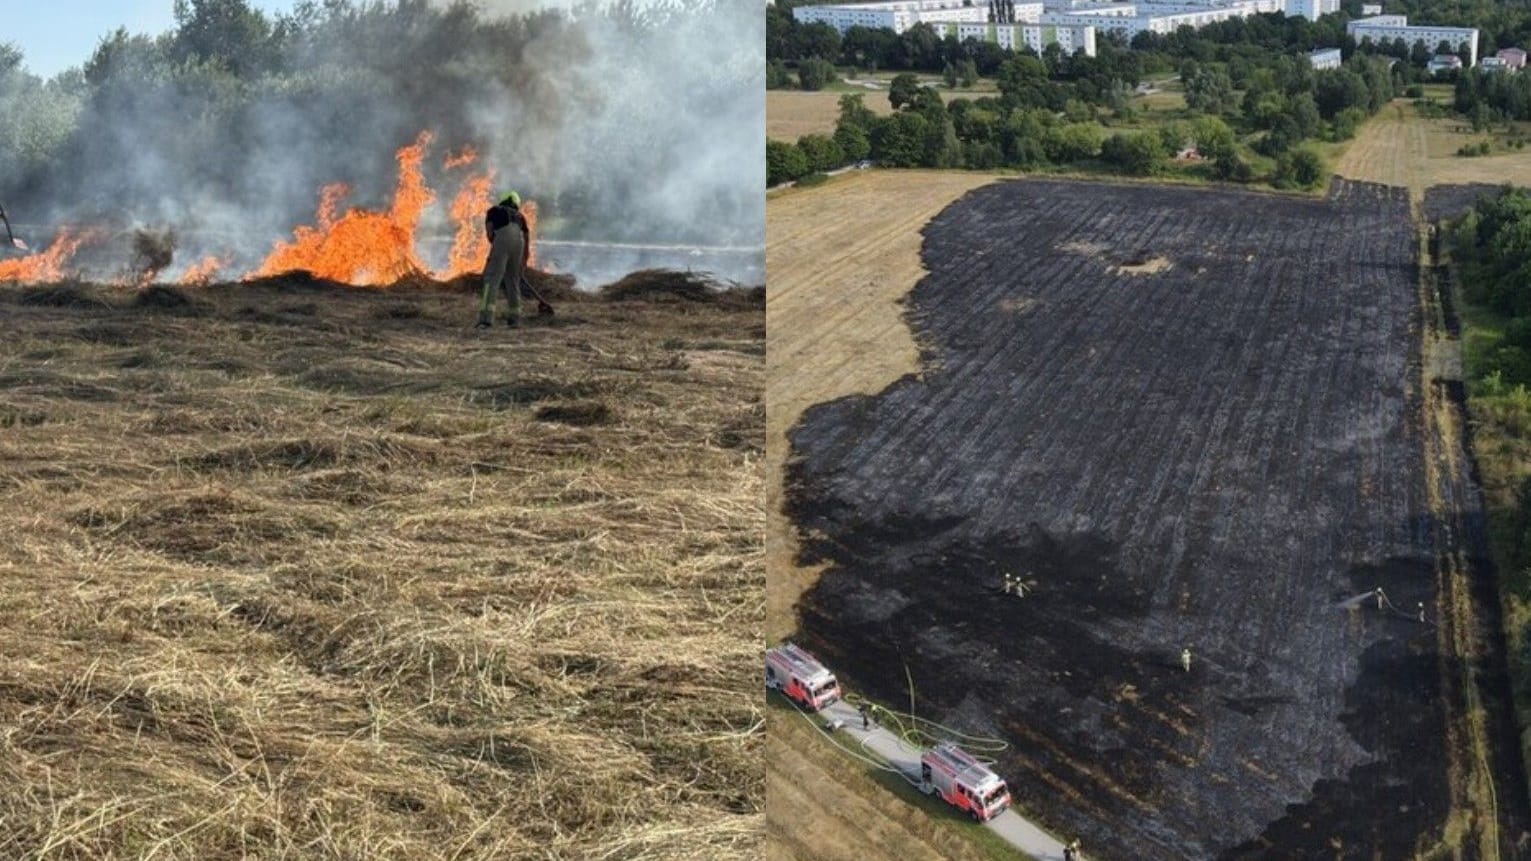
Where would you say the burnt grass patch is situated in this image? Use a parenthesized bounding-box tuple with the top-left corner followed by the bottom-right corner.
(785, 179, 1502, 859)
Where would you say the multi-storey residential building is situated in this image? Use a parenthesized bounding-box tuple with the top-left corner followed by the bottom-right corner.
(1346, 15, 1479, 66)
(792, 0, 990, 33)
(930, 20, 1099, 55)
(1307, 47, 1343, 69)
(1284, 0, 1339, 20)
(1040, 0, 1275, 40)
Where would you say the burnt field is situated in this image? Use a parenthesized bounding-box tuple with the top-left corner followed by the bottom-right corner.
(785, 179, 1526, 859)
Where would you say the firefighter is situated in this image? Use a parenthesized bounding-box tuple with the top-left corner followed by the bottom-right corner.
(1002, 572, 1013, 595)
(479, 191, 531, 329)
(1181, 647, 1192, 673)
(858, 703, 869, 730)
(1064, 838, 1082, 860)
(1418, 601, 1426, 623)
(1374, 587, 1386, 610)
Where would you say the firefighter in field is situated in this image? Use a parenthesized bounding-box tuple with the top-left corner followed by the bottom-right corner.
(479, 190, 531, 328)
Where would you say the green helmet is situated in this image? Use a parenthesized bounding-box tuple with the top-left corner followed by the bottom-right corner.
(500, 190, 521, 207)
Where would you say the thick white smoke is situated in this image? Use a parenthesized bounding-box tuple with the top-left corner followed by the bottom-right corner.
(1, 0, 764, 285)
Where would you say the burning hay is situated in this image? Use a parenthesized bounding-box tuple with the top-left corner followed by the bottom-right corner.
(600, 268, 730, 302)
(128, 229, 176, 285)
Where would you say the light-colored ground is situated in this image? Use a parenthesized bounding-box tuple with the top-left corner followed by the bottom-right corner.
(768, 91, 895, 141)
(1337, 100, 1531, 198)
(766, 170, 994, 643)
(768, 85, 993, 142)
(0, 282, 763, 861)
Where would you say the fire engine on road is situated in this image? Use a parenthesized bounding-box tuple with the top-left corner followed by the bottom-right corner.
(765, 643, 842, 711)
(920, 743, 1012, 821)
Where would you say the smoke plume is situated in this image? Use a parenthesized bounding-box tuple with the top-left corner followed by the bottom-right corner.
(0, 0, 764, 285)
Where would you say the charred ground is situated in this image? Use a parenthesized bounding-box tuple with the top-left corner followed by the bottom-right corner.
(0, 276, 763, 860)
(785, 179, 1525, 859)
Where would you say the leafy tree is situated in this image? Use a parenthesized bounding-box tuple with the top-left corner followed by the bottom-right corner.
(872, 110, 932, 166)
(1213, 151, 1253, 181)
(1290, 92, 1323, 139)
(1044, 122, 1103, 162)
(1191, 115, 1236, 160)
(834, 122, 871, 162)
(889, 72, 920, 109)
(171, 0, 277, 76)
(796, 22, 841, 61)
(798, 133, 846, 172)
(959, 59, 979, 88)
(767, 138, 810, 186)
(767, 60, 793, 90)
(1314, 69, 1370, 118)
(1330, 106, 1366, 140)
(1273, 146, 1325, 188)
(1100, 131, 1165, 174)
(1184, 65, 1237, 114)
(997, 55, 1050, 108)
(838, 94, 878, 132)
(798, 57, 838, 91)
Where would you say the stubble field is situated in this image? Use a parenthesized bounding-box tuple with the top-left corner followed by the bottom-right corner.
(0, 278, 764, 860)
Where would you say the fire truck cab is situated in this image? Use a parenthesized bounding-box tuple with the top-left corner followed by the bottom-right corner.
(920, 743, 1011, 822)
(765, 643, 841, 711)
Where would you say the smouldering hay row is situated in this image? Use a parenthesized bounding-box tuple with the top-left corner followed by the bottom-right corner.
(0, 280, 764, 860)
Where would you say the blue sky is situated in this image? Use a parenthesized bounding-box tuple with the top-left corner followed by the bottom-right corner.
(4, 1, 307, 79)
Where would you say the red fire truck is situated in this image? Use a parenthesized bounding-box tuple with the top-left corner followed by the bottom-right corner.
(765, 643, 842, 711)
(920, 743, 1012, 821)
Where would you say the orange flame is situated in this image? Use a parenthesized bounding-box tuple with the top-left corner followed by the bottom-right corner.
(445, 172, 494, 280)
(523, 201, 538, 270)
(0, 230, 86, 283)
(249, 131, 532, 286)
(253, 132, 436, 286)
(444, 146, 478, 170)
(179, 255, 228, 286)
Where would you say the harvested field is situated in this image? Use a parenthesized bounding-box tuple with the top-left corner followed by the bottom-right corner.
(1338, 101, 1531, 198)
(767, 90, 893, 141)
(783, 177, 1527, 859)
(0, 278, 764, 860)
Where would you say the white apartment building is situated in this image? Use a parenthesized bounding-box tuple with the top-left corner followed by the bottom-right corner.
(1307, 47, 1342, 69)
(792, 0, 990, 33)
(931, 20, 1098, 54)
(1041, 1, 1268, 40)
(1346, 15, 1479, 65)
(1361, 3, 1382, 13)
(1284, 0, 1339, 20)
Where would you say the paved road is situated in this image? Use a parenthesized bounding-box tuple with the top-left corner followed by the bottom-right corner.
(814, 698, 1074, 861)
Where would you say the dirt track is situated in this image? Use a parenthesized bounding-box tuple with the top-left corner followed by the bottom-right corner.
(784, 178, 1525, 859)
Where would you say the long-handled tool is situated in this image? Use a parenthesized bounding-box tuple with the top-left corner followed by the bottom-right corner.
(520, 273, 555, 316)
(0, 205, 28, 252)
